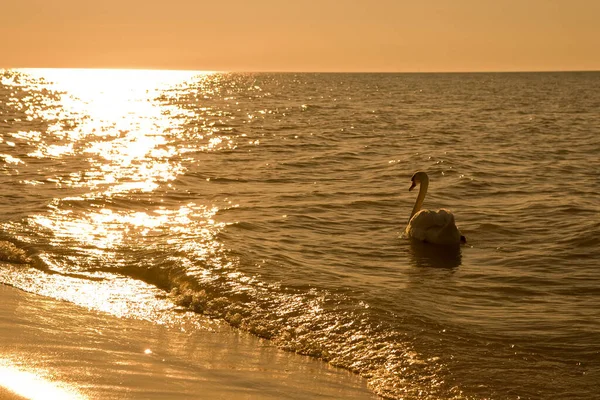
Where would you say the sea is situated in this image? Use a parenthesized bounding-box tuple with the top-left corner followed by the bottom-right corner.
(0, 69, 599, 400)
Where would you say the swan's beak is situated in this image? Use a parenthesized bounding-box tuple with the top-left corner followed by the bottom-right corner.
(409, 182, 416, 191)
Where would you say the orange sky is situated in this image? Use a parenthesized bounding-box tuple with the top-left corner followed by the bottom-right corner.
(2, 0, 599, 72)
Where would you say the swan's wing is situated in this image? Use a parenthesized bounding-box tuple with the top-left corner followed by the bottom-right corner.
(408, 209, 454, 228)
(406, 209, 461, 245)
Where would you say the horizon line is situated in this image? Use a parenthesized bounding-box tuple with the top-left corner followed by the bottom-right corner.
(2, 67, 599, 74)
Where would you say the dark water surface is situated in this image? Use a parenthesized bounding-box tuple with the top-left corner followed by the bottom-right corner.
(1, 70, 599, 399)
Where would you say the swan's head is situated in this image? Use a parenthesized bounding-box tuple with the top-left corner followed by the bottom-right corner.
(409, 171, 429, 191)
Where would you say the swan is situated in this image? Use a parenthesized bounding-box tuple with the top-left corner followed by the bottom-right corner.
(405, 171, 466, 245)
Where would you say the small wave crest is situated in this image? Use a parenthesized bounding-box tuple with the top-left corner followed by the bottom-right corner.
(115, 258, 462, 400)
(0, 241, 31, 264)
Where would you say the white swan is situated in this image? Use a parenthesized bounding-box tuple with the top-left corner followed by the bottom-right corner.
(405, 171, 465, 245)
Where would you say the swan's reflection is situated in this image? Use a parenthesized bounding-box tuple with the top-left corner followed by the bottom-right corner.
(408, 239, 462, 269)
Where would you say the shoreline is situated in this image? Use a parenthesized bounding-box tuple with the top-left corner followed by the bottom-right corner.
(0, 283, 377, 400)
(0, 387, 27, 400)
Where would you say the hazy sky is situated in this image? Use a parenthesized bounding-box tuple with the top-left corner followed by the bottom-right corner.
(2, 0, 599, 72)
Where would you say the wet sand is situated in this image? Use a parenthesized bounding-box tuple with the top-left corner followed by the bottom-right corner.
(0, 284, 377, 400)
(0, 387, 27, 400)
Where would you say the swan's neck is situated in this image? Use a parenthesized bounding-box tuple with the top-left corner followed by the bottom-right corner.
(410, 180, 428, 221)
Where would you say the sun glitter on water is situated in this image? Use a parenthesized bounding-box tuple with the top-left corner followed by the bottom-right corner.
(20, 68, 226, 247)
(20, 69, 208, 160)
(2, 68, 230, 318)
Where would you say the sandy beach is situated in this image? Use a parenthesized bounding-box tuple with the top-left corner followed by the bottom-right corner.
(0, 284, 377, 400)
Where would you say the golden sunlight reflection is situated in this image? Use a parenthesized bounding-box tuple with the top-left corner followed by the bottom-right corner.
(0, 262, 180, 322)
(17, 69, 210, 193)
(0, 359, 86, 400)
(31, 203, 222, 251)
(21, 68, 207, 104)
(3, 68, 237, 322)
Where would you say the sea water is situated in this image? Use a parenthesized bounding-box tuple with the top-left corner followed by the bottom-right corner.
(1, 69, 599, 399)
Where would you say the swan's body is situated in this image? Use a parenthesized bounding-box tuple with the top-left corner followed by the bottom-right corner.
(405, 171, 465, 245)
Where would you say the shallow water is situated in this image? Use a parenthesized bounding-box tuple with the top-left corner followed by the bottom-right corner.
(1, 69, 599, 399)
